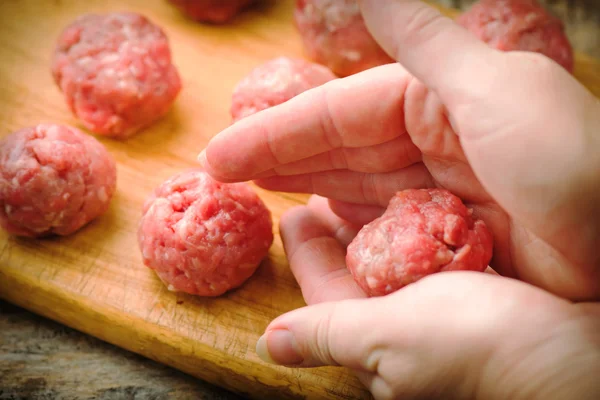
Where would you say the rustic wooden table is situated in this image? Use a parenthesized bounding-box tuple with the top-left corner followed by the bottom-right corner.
(0, 300, 242, 400)
(1, 1, 598, 399)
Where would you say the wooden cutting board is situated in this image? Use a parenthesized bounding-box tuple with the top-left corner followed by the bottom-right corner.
(0, 1, 598, 399)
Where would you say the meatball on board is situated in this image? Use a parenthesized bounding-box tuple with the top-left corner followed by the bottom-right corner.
(0, 1, 598, 400)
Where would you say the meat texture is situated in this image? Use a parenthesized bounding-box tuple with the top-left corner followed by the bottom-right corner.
(167, 0, 256, 23)
(294, 0, 394, 77)
(52, 12, 182, 138)
(346, 189, 494, 297)
(0, 124, 117, 237)
(230, 56, 336, 122)
(138, 169, 274, 297)
(457, 0, 574, 72)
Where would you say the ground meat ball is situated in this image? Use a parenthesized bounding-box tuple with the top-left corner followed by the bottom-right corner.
(230, 57, 336, 122)
(167, 0, 256, 23)
(457, 0, 574, 72)
(51, 12, 182, 139)
(137, 169, 274, 297)
(293, 0, 394, 77)
(0, 124, 117, 238)
(346, 189, 494, 297)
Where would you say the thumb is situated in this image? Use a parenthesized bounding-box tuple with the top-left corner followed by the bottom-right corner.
(255, 297, 387, 369)
(358, 0, 500, 101)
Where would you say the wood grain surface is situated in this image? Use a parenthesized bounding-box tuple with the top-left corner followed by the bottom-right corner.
(0, 1, 598, 400)
(0, 300, 241, 400)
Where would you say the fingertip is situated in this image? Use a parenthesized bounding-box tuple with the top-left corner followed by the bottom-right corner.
(359, 0, 497, 96)
(279, 204, 311, 226)
(279, 205, 331, 249)
(256, 329, 304, 366)
(328, 199, 385, 226)
(197, 147, 230, 182)
(255, 334, 278, 365)
(307, 194, 328, 209)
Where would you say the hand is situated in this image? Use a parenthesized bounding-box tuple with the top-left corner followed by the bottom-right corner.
(199, 0, 600, 301)
(258, 199, 600, 400)
(198, 0, 600, 398)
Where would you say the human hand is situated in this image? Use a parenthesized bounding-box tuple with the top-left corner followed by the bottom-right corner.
(197, 0, 600, 397)
(199, 0, 600, 301)
(252, 196, 600, 400)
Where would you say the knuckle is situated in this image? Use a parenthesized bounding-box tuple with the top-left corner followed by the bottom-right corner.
(360, 173, 378, 204)
(319, 86, 345, 149)
(329, 148, 349, 170)
(312, 303, 338, 365)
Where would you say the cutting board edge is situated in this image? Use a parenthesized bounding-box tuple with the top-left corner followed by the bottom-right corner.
(0, 266, 369, 400)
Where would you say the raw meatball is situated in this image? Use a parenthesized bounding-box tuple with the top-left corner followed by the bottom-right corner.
(137, 169, 274, 297)
(346, 189, 494, 297)
(167, 0, 256, 23)
(0, 124, 117, 238)
(457, 0, 574, 72)
(52, 12, 182, 139)
(230, 56, 336, 122)
(293, 0, 394, 77)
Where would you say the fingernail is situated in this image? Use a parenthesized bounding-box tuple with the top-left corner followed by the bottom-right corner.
(256, 330, 303, 366)
(197, 149, 207, 167)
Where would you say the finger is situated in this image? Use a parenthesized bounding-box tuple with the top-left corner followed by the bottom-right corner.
(328, 199, 385, 226)
(255, 297, 383, 368)
(199, 64, 412, 181)
(254, 271, 567, 369)
(253, 135, 421, 178)
(358, 0, 500, 100)
(279, 205, 366, 305)
(255, 163, 434, 207)
(307, 195, 361, 247)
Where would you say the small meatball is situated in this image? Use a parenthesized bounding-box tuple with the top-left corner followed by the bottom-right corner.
(346, 189, 494, 297)
(0, 124, 117, 238)
(167, 0, 256, 23)
(230, 56, 336, 122)
(293, 0, 394, 77)
(52, 12, 182, 139)
(137, 169, 274, 297)
(457, 0, 574, 72)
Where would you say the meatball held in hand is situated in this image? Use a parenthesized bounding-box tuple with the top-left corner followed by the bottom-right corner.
(231, 57, 336, 122)
(52, 12, 182, 138)
(0, 124, 117, 238)
(293, 0, 394, 77)
(167, 0, 256, 24)
(457, 0, 574, 72)
(346, 189, 494, 297)
(138, 170, 274, 297)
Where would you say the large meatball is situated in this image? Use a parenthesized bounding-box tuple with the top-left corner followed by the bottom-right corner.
(346, 189, 494, 297)
(52, 12, 182, 139)
(167, 0, 256, 23)
(457, 0, 574, 72)
(137, 169, 274, 297)
(230, 56, 336, 122)
(293, 0, 394, 77)
(0, 124, 117, 238)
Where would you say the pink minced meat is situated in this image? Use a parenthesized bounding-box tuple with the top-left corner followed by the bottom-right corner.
(346, 189, 494, 297)
(230, 56, 337, 122)
(51, 12, 182, 139)
(0, 124, 117, 238)
(294, 0, 394, 77)
(457, 0, 574, 72)
(137, 169, 274, 297)
(167, 0, 256, 23)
